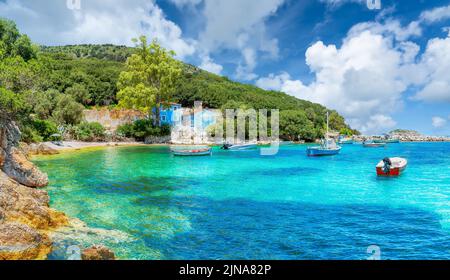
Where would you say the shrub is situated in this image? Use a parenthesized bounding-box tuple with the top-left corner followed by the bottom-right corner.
(69, 122, 106, 141)
(20, 125, 43, 143)
(116, 120, 170, 141)
(52, 95, 85, 125)
(31, 119, 58, 141)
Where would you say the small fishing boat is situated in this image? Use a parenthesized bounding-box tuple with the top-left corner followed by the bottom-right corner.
(363, 141, 386, 148)
(221, 143, 257, 151)
(376, 157, 408, 176)
(171, 146, 212, 156)
(307, 112, 341, 156)
(307, 139, 342, 156)
(374, 138, 400, 144)
(338, 137, 354, 145)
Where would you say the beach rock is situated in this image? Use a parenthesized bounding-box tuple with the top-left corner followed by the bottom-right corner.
(0, 171, 68, 229)
(21, 143, 59, 156)
(0, 148, 5, 168)
(0, 222, 51, 260)
(2, 147, 48, 188)
(81, 245, 116, 260)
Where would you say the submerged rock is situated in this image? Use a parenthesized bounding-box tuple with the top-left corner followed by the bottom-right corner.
(82, 245, 116, 260)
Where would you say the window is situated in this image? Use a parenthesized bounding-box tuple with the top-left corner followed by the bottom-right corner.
(161, 115, 167, 122)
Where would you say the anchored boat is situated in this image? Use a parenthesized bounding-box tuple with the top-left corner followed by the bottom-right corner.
(171, 146, 212, 156)
(376, 157, 408, 176)
(221, 143, 257, 151)
(363, 141, 386, 148)
(338, 137, 354, 145)
(307, 112, 342, 156)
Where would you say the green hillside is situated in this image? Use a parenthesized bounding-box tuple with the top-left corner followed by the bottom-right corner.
(1, 18, 357, 143)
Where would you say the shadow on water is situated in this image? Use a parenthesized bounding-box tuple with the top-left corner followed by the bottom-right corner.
(93, 176, 201, 195)
(131, 196, 450, 260)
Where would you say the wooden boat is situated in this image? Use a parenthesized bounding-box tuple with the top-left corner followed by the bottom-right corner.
(376, 157, 407, 176)
(338, 138, 354, 145)
(363, 141, 386, 148)
(221, 143, 257, 151)
(171, 146, 212, 156)
(374, 138, 399, 144)
(307, 112, 342, 156)
(307, 140, 342, 156)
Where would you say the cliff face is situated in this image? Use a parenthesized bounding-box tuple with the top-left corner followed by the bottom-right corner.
(0, 120, 68, 260)
(83, 108, 146, 132)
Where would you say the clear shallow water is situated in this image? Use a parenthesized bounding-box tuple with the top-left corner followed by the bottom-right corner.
(33, 143, 450, 260)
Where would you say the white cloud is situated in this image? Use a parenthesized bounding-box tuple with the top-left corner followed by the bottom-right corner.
(420, 4, 450, 23)
(412, 34, 450, 103)
(257, 30, 410, 134)
(432, 117, 447, 128)
(168, 0, 203, 8)
(199, 0, 284, 80)
(199, 55, 223, 75)
(0, 0, 196, 59)
(256, 72, 307, 94)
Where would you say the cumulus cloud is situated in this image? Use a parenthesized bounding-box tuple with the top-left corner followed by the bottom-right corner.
(199, 54, 223, 75)
(412, 33, 450, 103)
(168, 0, 203, 8)
(420, 4, 450, 23)
(432, 117, 447, 128)
(0, 0, 196, 59)
(257, 3, 450, 134)
(199, 0, 284, 80)
(258, 29, 410, 134)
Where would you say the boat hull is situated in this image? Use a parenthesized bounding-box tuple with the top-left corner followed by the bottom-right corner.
(307, 147, 341, 156)
(339, 140, 354, 145)
(224, 144, 257, 151)
(172, 150, 212, 156)
(363, 143, 386, 148)
(376, 157, 408, 176)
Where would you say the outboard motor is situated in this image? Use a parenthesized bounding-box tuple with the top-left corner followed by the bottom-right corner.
(221, 144, 233, 150)
(382, 157, 392, 174)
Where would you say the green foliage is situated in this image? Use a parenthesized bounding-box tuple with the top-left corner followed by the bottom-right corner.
(117, 119, 170, 141)
(280, 110, 319, 142)
(20, 125, 43, 143)
(0, 87, 26, 120)
(65, 83, 91, 105)
(0, 18, 36, 60)
(68, 122, 106, 142)
(30, 119, 58, 141)
(117, 36, 182, 126)
(41, 44, 134, 62)
(52, 95, 85, 125)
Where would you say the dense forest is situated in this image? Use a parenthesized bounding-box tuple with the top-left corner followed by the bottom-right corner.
(0, 18, 357, 143)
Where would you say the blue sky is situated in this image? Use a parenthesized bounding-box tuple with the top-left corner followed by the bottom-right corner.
(1, 0, 450, 135)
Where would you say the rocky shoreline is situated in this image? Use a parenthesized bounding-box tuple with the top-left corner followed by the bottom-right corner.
(0, 122, 120, 260)
(0, 122, 68, 260)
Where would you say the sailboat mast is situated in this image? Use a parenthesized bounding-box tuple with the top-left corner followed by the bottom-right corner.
(326, 111, 329, 139)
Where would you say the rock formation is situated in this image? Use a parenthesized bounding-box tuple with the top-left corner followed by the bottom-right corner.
(81, 245, 116, 260)
(0, 120, 68, 260)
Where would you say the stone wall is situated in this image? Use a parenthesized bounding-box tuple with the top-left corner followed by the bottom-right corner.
(83, 108, 146, 132)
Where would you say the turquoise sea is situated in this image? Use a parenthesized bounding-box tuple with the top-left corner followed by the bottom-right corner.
(33, 143, 450, 260)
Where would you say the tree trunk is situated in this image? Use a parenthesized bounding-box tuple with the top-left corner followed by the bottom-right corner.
(155, 95, 161, 127)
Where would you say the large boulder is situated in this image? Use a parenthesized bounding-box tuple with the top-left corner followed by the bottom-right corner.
(0, 171, 68, 230)
(2, 147, 48, 188)
(1, 122, 49, 188)
(0, 222, 51, 260)
(81, 245, 116, 260)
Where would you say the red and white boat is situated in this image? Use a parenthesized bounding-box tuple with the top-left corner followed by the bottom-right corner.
(376, 157, 408, 176)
